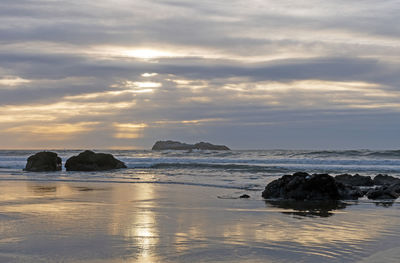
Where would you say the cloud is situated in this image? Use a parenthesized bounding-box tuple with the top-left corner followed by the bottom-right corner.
(0, 0, 400, 149)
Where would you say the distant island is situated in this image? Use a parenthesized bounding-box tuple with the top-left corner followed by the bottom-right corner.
(151, 140, 230, 151)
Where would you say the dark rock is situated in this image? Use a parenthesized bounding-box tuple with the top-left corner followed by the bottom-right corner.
(193, 142, 230, 151)
(335, 174, 373, 186)
(336, 182, 365, 200)
(373, 174, 400, 185)
(152, 140, 230, 151)
(239, 194, 250, 199)
(65, 150, 127, 171)
(366, 183, 400, 200)
(24, 151, 62, 172)
(152, 140, 193, 150)
(262, 172, 342, 201)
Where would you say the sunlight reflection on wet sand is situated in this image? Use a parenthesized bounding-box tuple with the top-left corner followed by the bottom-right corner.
(0, 181, 399, 262)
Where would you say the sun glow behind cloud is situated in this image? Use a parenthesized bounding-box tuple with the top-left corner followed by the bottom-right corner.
(122, 49, 174, 59)
(4, 122, 99, 139)
(113, 123, 148, 139)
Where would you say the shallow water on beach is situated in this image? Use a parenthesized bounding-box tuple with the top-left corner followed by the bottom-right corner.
(0, 181, 399, 263)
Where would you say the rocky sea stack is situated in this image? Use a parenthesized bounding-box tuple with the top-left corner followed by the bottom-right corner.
(152, 140, 230, 151)
(65, 150, 127, 171)
(24, 151, 62, 172)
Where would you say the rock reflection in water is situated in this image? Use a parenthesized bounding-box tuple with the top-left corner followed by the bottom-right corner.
(265, 199, 348, 218)
(374, 201, 395, 207)
(29, 184, 57, 195)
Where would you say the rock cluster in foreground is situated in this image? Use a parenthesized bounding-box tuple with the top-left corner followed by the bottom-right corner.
(65, 150, 127, 171)
(262, 172, 400, 201)
(152, 140, 230, 151)
(25, 150, 127, 172)
(24, 151, 62, 172)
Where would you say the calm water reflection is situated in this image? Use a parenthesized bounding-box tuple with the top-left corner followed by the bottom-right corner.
(264, 200, 348, 218)
(0, 181, 399, 262)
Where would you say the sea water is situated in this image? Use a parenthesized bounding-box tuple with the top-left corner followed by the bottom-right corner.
(1, 149, 400, 190)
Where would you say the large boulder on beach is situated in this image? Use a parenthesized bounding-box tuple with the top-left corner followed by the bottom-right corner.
(65, 150, 127, 171)
(24, 151, 62, 172)
(262, 172, 341, 201)
(152, 140, 230, 151)
(262, 172, 364, 201)
(334, 174, 373, 186)
(373, 174, 400, 185)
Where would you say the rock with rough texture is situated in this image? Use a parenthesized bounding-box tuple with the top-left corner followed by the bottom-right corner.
(239, 194, 250, 199)
(262, 172, 342, 201)
(366, 184, 400, 200)
(151, 140, 230, 151)
(65, 150, 127, 171)
(373, 174, 400, 185)
(193, 142, 230, 150)
(336, 182, 365, 200)
(335, 174, 374, 186)
(24, 151, 62, 172)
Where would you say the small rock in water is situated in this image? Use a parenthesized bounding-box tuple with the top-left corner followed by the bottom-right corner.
(24, 151, 62, 172)
(239, 194, 250, 199)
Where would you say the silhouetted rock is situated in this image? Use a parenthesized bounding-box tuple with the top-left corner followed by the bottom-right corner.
(193, 142, 230, 150)
(366, 183, 400, 200)
(373, 174, 400, 185)
(65, 150, 127, 171)
(335, 174, 373, 186)
(262, 172, 342, 201)
(336, 182, 365, 200)
(24, 151, 62, 172)
(262, 172, 365, 201)
(239, 194, 250, 199)
(151, 140, 230, 150)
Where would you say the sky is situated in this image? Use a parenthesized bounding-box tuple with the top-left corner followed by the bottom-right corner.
(0, 0, 399, 150)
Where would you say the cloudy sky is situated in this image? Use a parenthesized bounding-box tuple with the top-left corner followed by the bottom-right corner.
(0, 0, 399, 149)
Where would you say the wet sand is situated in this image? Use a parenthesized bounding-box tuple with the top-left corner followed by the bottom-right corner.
(0, 180, 399, 263)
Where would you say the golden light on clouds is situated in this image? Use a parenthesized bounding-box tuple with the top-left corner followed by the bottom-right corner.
(141, 73, 158, 77)
(4, 122, 99, 139)
(154, 118, 226, 126)
(0, 76, 30, 87)
(113, 123, 148, 139)
(108, 81, 162, 94)
(122, 49, 174, 59)
(0, 101, 135, 123)
(126, 81, 162, 89)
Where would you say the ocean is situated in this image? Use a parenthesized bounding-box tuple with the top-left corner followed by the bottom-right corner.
(1, 149, 400, 190)
(1, 149, 400, 262)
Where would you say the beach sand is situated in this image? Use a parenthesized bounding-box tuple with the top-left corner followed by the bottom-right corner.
(0, 180, 399, 263)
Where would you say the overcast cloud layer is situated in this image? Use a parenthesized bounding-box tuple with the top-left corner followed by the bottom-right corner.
(1, 0, 399, 149)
